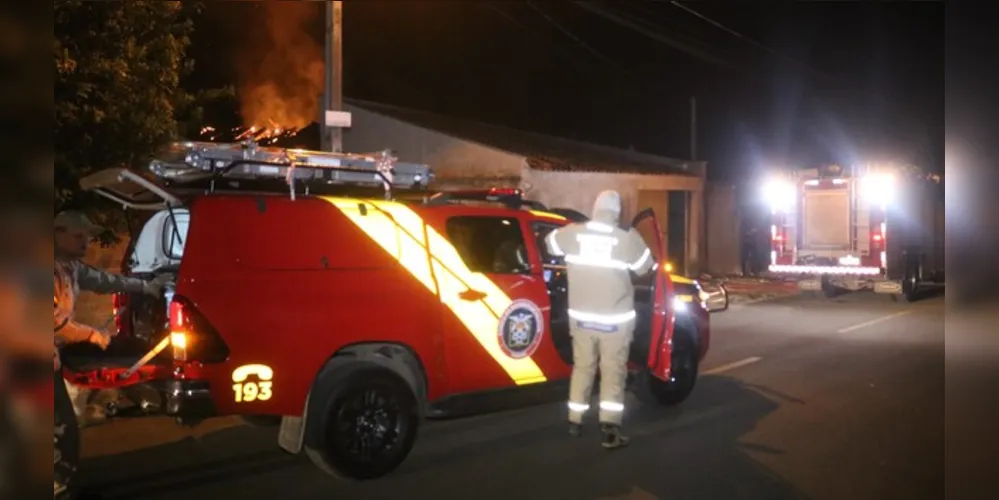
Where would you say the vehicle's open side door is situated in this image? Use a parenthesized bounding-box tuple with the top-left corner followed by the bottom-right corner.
(630, 208, 675, 381)
(80, 168, 183, 211)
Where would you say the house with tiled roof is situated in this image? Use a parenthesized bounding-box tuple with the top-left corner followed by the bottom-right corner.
(342, 98, 740, 275)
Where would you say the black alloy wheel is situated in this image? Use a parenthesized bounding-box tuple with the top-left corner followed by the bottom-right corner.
(319, 370, 418, 480)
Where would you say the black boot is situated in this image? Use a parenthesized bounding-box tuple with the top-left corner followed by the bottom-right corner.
(600, 423, 629, 449)
(568, 422, 582, 437)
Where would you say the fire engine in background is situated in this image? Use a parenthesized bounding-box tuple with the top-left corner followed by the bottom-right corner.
(763, 163, 944, 301)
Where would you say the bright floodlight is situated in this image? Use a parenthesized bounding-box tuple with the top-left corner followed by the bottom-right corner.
(763, 178, 795, 212)
(861, 173, 894, 206)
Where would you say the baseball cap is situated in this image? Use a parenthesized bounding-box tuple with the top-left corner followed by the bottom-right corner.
(54, 210, 104, 235)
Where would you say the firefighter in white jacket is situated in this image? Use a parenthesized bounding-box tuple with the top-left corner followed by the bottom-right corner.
(545, 190, 654, 448)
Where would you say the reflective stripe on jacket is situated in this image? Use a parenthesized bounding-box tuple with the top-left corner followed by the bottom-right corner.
(545, 220, 654, 325)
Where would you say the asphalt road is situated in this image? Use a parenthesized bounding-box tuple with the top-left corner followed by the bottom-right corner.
(76, 291, 945, 500)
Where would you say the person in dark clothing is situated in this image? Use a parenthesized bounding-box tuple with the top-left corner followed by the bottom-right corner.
(741, 227, 759, 276)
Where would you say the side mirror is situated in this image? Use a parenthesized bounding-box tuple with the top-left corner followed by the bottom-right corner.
(701, 283, 729, 313)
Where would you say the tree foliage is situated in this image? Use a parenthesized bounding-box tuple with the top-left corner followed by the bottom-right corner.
(54, 0, 229, 230)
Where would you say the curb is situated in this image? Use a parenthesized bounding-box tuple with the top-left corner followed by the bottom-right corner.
(726, 291, 802, 308)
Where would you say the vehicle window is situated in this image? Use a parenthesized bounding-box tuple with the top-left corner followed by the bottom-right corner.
(532, 222, 565, 266)
(445, 216, 530, 275)
(161, 210, 190, 260)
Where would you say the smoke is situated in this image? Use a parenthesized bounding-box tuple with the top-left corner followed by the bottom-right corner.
(237, 2, 324, 130)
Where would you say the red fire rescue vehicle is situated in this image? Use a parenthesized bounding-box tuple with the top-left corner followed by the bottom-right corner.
(763, 163, 944, 301)
(58, 140, 726, 482)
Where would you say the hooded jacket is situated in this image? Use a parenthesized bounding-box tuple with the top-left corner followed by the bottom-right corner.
(544, 191, 655, 329)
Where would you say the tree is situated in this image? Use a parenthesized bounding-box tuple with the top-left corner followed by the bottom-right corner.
(54, 0, 227, 231)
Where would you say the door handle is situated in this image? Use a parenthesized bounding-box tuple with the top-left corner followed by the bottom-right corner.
(458, 289, 487, 301)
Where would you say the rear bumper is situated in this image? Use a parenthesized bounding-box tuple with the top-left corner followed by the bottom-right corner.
(792, 276, 901, 294)
(162, 379, 217, 419)
(769, 264, 882, 276)
(62, 364, 218, 420)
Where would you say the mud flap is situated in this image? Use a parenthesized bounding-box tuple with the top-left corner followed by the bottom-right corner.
(278, 392, 310, 454)
(64, 380, 87, 418)
(874, 280, 903, 294)
(797, 278, 822, 292)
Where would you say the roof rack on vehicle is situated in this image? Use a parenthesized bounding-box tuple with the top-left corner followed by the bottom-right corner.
(423, 187, 549, 210)
(148, 139, 434, 200)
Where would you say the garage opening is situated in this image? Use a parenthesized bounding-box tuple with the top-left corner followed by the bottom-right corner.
(667, 190, 688, 272)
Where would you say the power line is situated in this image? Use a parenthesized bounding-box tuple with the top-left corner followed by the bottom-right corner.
(482, 2, 532, 32)
(479, 2, 605, 75)
(485, 2, 663, 91)
(526, 1, 632, 77)
(660, 1, 939, 147)
(661, 1, 939, 118)
(571, 2, 938, 164)
(660, 1, 844, 90)
(570, 1, 739, 71)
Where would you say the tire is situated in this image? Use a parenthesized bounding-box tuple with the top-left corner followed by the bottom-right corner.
(304, 366, 419, 480)
(647, 325, 699, 406)
(820, 275, 841, 298)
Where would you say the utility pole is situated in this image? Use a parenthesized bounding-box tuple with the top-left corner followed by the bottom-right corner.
(323, 1, 344, 152)
(689, 96, 697, 161)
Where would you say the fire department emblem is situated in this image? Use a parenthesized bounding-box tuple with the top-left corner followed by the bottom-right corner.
(498, 299, 544, 359)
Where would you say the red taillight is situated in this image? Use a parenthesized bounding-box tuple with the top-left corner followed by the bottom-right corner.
(873, 234, 882, 242)
(164, 296, 229, 363)
(169, 300, 187, 331)
(112, 293, 126, 336)
(488, 187, 521, 196)
(168, 300, 189, 361)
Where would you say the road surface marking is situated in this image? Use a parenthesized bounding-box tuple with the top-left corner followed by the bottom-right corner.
(701, 356, 763, 375)
(837, 311, 912, 333)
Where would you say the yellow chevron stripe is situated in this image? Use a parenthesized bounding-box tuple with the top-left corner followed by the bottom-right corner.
(322, 197, 547, 385)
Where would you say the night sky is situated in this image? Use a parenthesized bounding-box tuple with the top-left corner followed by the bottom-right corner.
(187, 1, 943, 187)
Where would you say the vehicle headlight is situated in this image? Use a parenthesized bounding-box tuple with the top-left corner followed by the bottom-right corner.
(763, 178, 796, 212)
(861, 172, 894, 207)
(672, 296, 689, 313)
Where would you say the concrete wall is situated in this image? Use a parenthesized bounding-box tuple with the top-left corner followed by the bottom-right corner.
(521, 169, 701, 222)
(343, 104, 525, 189)
(704, 184, 741, 275)
(522, 169, 704, 273)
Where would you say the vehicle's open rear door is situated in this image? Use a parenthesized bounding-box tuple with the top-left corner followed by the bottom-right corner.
(63, 168, 186, 392)
(630, 208, 674, 381)
(80, 167, 183, 210)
